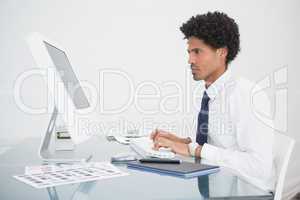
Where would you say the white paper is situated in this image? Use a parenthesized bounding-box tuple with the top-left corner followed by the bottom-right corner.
(14, 162, 129, 189)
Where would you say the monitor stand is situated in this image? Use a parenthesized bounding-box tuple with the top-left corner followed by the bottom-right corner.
(39, 106, 92, 163)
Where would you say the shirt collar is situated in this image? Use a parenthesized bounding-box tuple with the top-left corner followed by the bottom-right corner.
(205, 68, 233, 101)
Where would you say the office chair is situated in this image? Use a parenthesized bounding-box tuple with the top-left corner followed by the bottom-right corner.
(273, 133, 295, 200)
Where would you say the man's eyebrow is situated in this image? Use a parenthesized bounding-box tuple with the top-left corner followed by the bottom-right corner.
(187, 48, 201, 53)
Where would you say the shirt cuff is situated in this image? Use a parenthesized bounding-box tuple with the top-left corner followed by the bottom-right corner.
(188, 142, 199, 157)
(201, 143, 219, 163)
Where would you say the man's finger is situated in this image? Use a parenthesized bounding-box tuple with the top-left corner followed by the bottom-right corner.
(150, 131, 156, 140)
(155, 130, 172, 140)
(150, 129, 158, 140)
(153, 137, 167, 150)
(153, 141, 161, 150)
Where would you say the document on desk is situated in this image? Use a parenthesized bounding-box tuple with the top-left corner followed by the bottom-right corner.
(13, 162, 129, 189)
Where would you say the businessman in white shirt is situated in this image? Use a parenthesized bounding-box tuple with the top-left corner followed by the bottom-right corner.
(151, 11, 275, 191)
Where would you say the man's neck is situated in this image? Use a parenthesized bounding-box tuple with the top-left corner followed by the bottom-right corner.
(205, 65, 227, 88)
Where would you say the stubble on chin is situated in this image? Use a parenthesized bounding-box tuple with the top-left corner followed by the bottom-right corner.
(192, 74, 203, 81)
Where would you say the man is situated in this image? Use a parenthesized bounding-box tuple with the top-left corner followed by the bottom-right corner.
(151, 11, 275, 191)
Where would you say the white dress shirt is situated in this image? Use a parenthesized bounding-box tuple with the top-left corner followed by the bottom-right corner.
(189, 68, 275, 192)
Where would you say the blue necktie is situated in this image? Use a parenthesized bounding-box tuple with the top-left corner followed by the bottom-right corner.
(196, 91, 210, 145)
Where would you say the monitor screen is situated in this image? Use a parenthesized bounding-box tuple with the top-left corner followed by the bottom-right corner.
(44, 41, 90, 109)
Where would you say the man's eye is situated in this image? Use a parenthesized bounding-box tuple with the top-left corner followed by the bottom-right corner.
(187, 49, 201, 54)
(194, 49, 200, 54)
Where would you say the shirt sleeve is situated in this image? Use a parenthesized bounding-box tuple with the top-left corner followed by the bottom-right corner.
(201, 87, 274, 183)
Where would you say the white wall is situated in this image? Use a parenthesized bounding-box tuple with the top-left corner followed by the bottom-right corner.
(1, 0, 299, 198)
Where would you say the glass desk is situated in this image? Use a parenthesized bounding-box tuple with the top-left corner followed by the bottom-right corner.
(0, 136, 273, 200)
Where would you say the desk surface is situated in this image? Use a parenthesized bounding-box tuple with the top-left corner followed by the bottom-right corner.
(0, 136, 273, 200)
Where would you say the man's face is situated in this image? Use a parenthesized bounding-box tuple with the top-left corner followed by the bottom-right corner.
(187, 37, 223, 82)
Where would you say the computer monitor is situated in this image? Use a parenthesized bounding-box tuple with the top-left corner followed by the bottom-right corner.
(27, 32, 94, 162)
(43, 41, 90, 110)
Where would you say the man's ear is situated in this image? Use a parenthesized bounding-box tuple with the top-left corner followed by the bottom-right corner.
(217, 47, 228, 59)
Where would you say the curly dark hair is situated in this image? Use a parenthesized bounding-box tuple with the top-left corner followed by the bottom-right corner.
(180, 11, 240, 65)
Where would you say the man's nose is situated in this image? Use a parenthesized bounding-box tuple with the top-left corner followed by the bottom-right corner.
(188, 55, 194, 65)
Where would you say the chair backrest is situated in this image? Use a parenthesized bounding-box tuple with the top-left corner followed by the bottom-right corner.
(273, 133, 295, 200)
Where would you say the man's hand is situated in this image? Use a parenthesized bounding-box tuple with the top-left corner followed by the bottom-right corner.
(150, 129, 204, 157)
(150, 129, 192, 156)
(150, 129, 191, 144)
(152, 136, 190, 156)
(195, 145, 203, 158)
